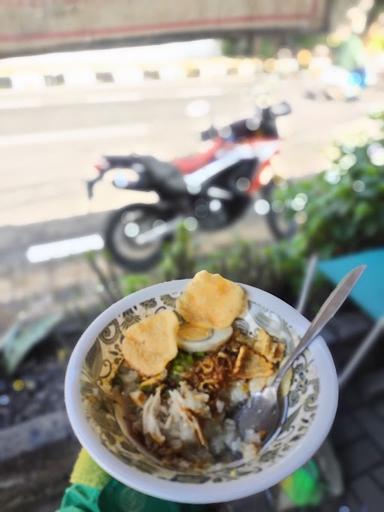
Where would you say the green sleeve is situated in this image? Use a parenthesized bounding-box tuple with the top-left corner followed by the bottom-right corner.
(59, 480, 204, 512)
(59, 483, 101, 512)
(59, 450, 204, 512)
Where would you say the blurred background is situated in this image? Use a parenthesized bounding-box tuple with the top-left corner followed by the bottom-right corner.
(0, 0, 384, 511)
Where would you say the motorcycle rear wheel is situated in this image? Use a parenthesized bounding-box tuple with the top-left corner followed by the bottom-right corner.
(105, 204, 170, 270)
(261, 179, 297, 240)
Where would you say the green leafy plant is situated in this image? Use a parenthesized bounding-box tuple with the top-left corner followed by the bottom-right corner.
(272, 114, 384, 259)
(119, 225, 197, 297)
(160, 224, 197, 281)
(120, 273, 154, 296)
(117, 112, 384, 305)
(198, 239, 288, 297)
(119, 225, 288, 299)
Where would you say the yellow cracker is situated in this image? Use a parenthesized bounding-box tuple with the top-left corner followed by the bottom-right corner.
(254, 329, 286, 364)
(122, 310, 178, 376)
(233, 345, 274, 379)
(176, 270, 245, 329)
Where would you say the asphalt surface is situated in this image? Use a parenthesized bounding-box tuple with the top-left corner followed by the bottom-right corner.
(1, 75, 379, 227)
(0, 75, 382, 316)
(0, 78, 253, 226)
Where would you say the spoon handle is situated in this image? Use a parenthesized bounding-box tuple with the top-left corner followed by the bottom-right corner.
(273, 264, 366, 389)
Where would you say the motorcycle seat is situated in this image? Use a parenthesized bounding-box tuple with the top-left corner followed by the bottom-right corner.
(172, 139, 224, 175)
(138, 156, 187, 196)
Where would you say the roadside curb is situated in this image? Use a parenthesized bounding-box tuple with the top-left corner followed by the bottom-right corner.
(0, 57, 300, 92)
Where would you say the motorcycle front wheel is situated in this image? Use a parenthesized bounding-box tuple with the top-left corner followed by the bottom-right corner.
(105, 204, 170, 270)
(261, 179, 297, 240)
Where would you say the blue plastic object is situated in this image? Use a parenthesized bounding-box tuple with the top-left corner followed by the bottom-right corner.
(318, 249, 384, 321)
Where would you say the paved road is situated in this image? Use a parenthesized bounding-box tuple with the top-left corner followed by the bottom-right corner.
(1, 75, 380, 227)
(0, 75, 381, 316)
(0, 78, 253, 226)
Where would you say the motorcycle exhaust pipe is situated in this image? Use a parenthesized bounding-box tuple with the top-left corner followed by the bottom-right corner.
(135, 217, 184, 246)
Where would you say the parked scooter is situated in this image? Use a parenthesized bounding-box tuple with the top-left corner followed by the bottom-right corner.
(86, 103, 294, 270)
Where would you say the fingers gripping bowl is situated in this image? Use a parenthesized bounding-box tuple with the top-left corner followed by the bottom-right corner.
(65, 272, 338, 503)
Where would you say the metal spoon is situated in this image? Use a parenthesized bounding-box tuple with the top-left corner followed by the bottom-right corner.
(234, 265, 366, 443)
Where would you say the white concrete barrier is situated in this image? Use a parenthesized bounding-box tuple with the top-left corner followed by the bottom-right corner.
(64, 69, 97, 87)
(0, 56, 303, 94)
(11, 73, 45, 91)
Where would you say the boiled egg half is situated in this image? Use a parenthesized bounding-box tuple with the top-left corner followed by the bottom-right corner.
(177, 323, 233, 353)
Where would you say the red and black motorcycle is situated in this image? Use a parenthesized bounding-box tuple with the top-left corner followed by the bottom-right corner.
(86, 102, 294, 270)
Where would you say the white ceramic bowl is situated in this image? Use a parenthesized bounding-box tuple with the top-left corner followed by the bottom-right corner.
(65, 280, 338, 504)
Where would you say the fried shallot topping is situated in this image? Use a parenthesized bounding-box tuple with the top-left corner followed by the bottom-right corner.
(183, 341, 241, 394)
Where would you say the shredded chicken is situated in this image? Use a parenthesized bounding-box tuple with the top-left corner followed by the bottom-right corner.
(165, 390, 203, 445)
(129, 389, 147, 408)
(142, 387, 165, 444)
(141, 382, 210, 448)
(164, 383, 209, 447)
(178, 381, 210, 417)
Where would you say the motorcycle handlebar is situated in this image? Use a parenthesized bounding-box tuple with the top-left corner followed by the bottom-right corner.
(200, 102, 291, 141)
